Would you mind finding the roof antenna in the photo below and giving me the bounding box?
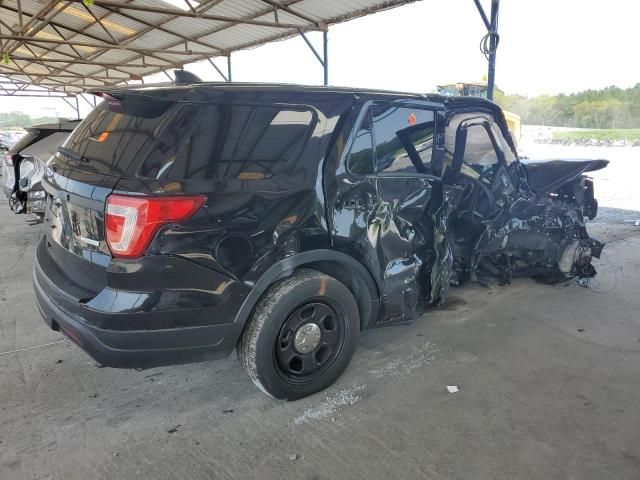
[173,69,202,83]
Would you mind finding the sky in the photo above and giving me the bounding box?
[1,0,639,118]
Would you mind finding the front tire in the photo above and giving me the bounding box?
[238,269,359,400]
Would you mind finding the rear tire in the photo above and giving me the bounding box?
[238,269,359,400]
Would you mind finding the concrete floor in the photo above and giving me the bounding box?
[1,200,639,480]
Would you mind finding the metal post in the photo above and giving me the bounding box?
[323,31,328,86]
[75,95,80,119]
[227,54,232,82]
[299,29,328,86]
[207,57,228,81]
[486,0,499,100]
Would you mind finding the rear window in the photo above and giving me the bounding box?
[61,95,174,177]
[162,104,314,181]
[9,131,42,154]
[61,97,315,180]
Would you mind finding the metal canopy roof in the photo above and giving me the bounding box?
[0,0,417,97]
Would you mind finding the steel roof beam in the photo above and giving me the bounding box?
[206,58,228,82]
[9,55,172,69]
[0,5,118,46]
[67,1,225,81]
[28,0,178,86]
[18,0,307,85]
[0,0,412,92]
[0,80,83,89]
[5,0,70,55]
[5,53,139,83]
[0,93,73,97]
[97,6,222,52]
[81,2,121,46]
[88,0,308,81]
[259,0,322,26]
[0,70,122,81]
[68,0,324,30]
[0,35,223,56]
[98,3,224,53]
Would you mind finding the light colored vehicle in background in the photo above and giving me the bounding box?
[3,120,80,220]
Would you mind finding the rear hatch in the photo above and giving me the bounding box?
[3,130,39,194]
[42,92,180,295]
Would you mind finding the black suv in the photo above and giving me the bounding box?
[34,83,606,400]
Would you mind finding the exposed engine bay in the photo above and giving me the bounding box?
[439,111,606,296]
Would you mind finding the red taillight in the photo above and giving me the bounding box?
[105,194,205,258]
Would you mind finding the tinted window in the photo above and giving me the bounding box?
[371,105,434,174]
[166,105,314,180]
[464,124,499,166]
[347,109,374,175]
[61,96,174,177]
[9,131,40,154]
[138,104,199,179]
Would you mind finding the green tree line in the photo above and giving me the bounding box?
[0,112,60,128]
[494,83,640,129]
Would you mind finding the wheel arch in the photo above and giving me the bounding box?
[234,250,381,333]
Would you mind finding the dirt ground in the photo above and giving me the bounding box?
[1,197,639,479]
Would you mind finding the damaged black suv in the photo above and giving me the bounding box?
[34,82,607,400]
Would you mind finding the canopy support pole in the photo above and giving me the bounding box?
[207,57,228,82]
[61,96,80,119]
[474,0,500,100]
[323,31,328,86]
[299,29,328,85]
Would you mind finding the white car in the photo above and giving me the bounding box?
[3,120,80,218]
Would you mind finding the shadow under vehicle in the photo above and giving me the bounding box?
[33,80,607,400]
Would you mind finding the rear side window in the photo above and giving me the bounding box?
[165,105,315,181]
[371,105,435,174]
[61,97,314,180]
[347,104,435,175]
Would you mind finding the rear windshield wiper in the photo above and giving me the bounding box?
[57,147,87,163]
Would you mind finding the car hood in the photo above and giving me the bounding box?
[521,158,609,193]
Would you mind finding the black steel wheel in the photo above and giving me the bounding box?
[238,270,359,400]
[275,301,346,384]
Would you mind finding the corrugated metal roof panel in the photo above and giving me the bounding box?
[0,0,418,95]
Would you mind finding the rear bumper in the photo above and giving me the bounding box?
[33,239,247,369]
